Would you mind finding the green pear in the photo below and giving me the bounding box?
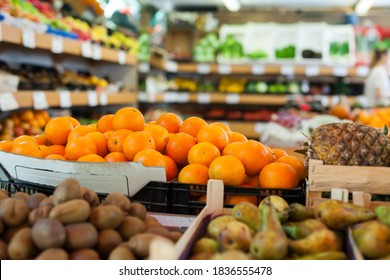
[293,251,347,260]
[191,237,218,255]
[287,203,316,221]
[374,205,390,226]
[217,221,252,252]
[283,219,327,240]
[212,249,250,260]
[207,215,236,239]
[231,202,261,231]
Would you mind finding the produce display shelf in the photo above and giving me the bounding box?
[0,91,137,111]
[0,23,137,66]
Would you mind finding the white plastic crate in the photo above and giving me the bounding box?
[272,23,299,63]
[296,22,327,64]
[324,24,356,66]
[218,24,247,64]
[243,22,275,63]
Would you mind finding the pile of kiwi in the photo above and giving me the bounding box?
[0,178,182,260]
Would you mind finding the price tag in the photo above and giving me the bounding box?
[176,93,189,103]
[81,41,92,58]
[218,64,232,75]
[0,93,19,111]
[321,96,329,107]
[305,66,320,77]
[32,91,49,110]
[59,90,71,108]
[99,91,108,106]
[251,64,265,75]
[118,50,126,65]
[225,94,240,104]
[51,36,63,54]
[357,66,369,77]
[138,92,148,102]
[280,65,295,76]
[92,44,102,60]
[333,66,348,77]
[196,64,211,74]
[163,92,178,103]
[165,61,178,72]
[138,62,150,73]
[87,90,98,107]
[254,122,266,134]
[22,29,35,49]
[197,93,211,104]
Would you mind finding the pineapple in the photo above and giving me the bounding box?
[308,122,390,166]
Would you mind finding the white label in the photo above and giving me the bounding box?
[138,91,148,102]
[59,90,71,108]
[87,90,98,106]
[163,92,178,103]
[22,29,35,49]
[81,41,92,58]
[197,64,211,74]
[99,91,108,106]
[305,66,320,77]
[333,66,348,77]
[197,93,211,104]
[139,62,150,73]
[51,36,63,54]
[280,65,295,76]
[176,93,189,103]
[118,50,126,65]
[225,94,240,104]
[357,66,369,77]
[321,96,329,107]
[165,61,178,72]
[92,44,102,60]
[218,64,232,75]
[251,64,265,75]
[0,93,19,111]
[32,91,49,110]
[254,122,266,134]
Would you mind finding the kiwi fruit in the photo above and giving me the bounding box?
[28,206,52,225]
[7,227,38,260]
[117,216,146,240]
[103,192,131,212]
[53,178,81,205]
[97,229,123,258]
[169,231,183,243]
[0,239,8,260]
[79,186,100,208]
[108,245,136,260]
[36,248,69,260]
[27,193,48,210]
[49,199,90,224]
[65,222,98,250]
[69,249,100,260]
[0,198,30,227]
[129,203,147,220]
[144,215,162,229]
[12,192,30,202]
[39,196,54,207]
[145,227,171,239]
[128,232,159,259]
[31,218,66,250]
[89,205,124,230]
[0,190,9,200]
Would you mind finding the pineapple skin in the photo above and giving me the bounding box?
[309,122,390,167]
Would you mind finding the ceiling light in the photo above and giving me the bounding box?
[222,0,241,12]
[355,0,377,16]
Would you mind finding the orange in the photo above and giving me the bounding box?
[67,125,94,142]
[65,136,97,161]
[198,194,207,202]
[0,140,13,152]
[222,142,242,156]
[85,131,109,157]
[45,154,66,160]
[88,123,97,130]
[209,122,232,134]
[11,141,43,158]
[107,129,133,153]
[20,110,34,121]
[143,124,169,153]
[104,152,128,162]
[178,163,209,185]
[156,112,183,134]
[48,144,65,156]
[265,146,276,164]
[208,155,245,186]
[44,117,74,145]
[163,155,179,181]
[123,131,156,161]
[134,149,166,169]
[34,134,47,145]
[228,131,248,143]
[39,145,52,158]
[197,124,228,151]
[276,155,306,182]
[165,133,197,166]
[179,116,208,138]
[272,148,288,160]
[112,107,144,131]
[259,162,299,189]
[103,130,114,139]
[77,154,106,162]
[244,175,260,187]
[147,121,157,125]
[13,135,39,144]
[225,195,257,205]
[64,116,80,128]
[96,114,114,133]
[188,142,221,167]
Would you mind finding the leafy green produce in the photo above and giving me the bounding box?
[275,45,296,59]
[246,50,268,60]
[219,35,244,60]
[329,42,349,56]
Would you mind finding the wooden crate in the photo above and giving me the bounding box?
[307,159,390,209]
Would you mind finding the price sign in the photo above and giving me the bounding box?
[0,93,19,111]
[305,66,320,77]
[22,29,35,49]
[118,50,126,65]
[163,92,178,103]
[197,93,211,104]
[32,91,49,110]
[251,64,265,75]
[254,122,266,134]
[51,36,63,54]
[357,66,369,77]
[87,90,98,107]
[333,66,348,77]
[138,92,148,102]
[92,44,102,60]
[176,93,189,103]
[280,65,295,76]
[59,90,71,108]
[225,94,240,104]
[218,64,232,75]
[165,61,178,72]
[196,64,211,74]
[138,62,150,73]
[81,41,92,58]
[99,91,108,106]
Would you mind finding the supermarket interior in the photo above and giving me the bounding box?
[0,0,390,262]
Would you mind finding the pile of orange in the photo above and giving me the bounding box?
[0,107,306,205]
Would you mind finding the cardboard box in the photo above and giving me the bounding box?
[0,151,166,196]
